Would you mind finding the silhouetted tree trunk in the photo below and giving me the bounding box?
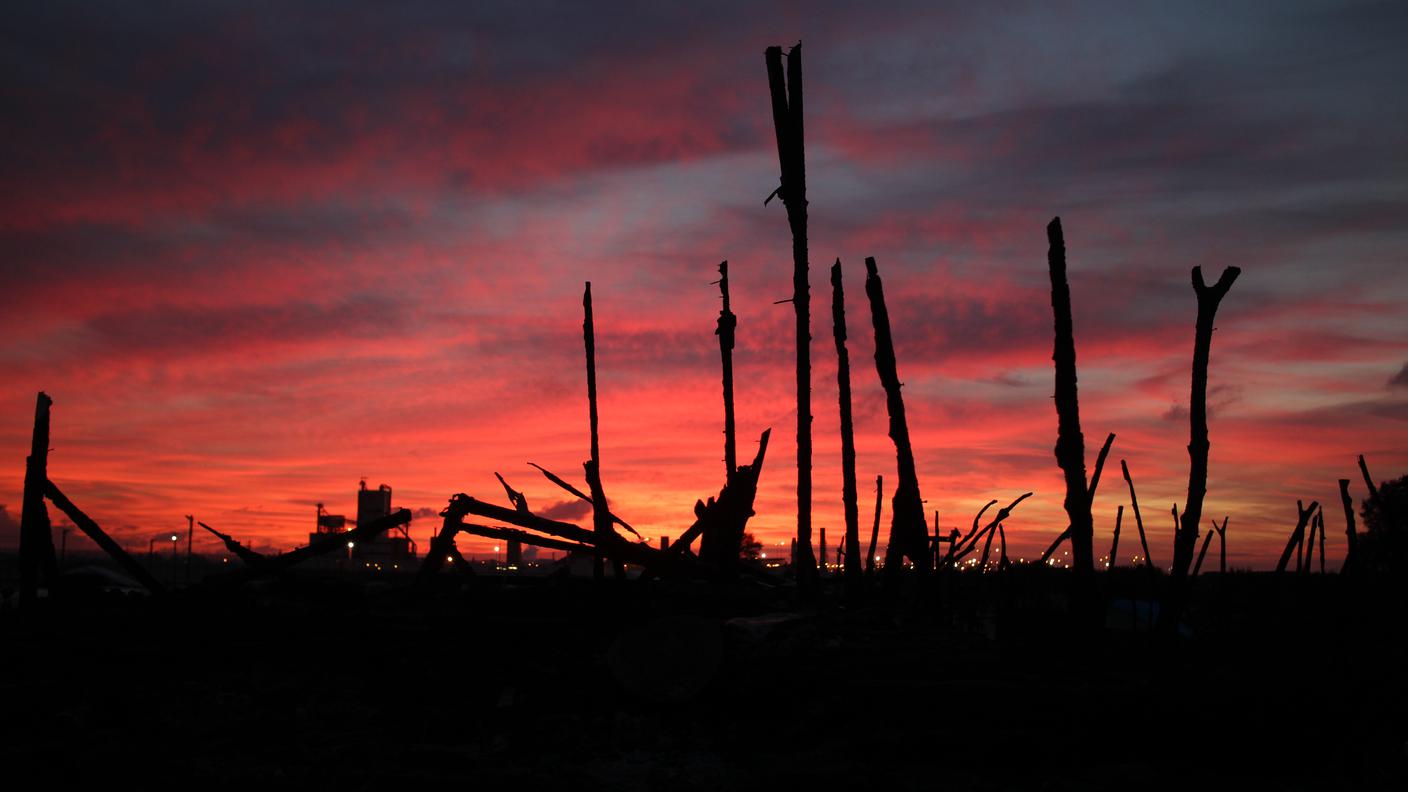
[1046,218,1095,615]
[952,494,1033,565]
[1339,479,1357,574]
[1108,505,1124,570]
[18,392,57,605]
[765,43,816,588]
[670,429,772,575]
[1212,516,1228,575]
[44,480,165,594]
[1275,500,1318,575]
[864,256,930,577]
[1121,460,1155,569]
[866,475,882,575]
[819,525,827,576]
[1162,264,1240,632]
[582,282,614,580]
[948,500,996,568]
[716,260,738,476]
[1039,432,1114,563]
[831,259,862,588]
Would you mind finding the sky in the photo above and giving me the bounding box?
[3,0,1407,569]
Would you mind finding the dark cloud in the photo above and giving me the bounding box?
[537,499,592,522]
[1389,363,1408,388]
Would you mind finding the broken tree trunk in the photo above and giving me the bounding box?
[1339,479,1357,575]
[765,42,816,588]
[1039,432,1115,561]
[582,282,617,580]
[672,429,772,575]
[415,504,466,583]
[198,521,268,568]
[1046,218,1095,615]
[865,256,929,577]
[1216,517,1227,575]
[495,472,526,567]
[819,526,827,575]
[19,392,58,604]
[1275,500,1318,575]
[866,475,882,575]
[1108,505,1124,570]
[717,260,738,476]
[1121,460,1155,569]
[831,259,862,587]
[44,479,165,594]
[1162,264,1240,633]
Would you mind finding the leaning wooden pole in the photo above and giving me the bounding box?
[45,480,165,594]
[866,474,882,575]
[1162,264,1240,631]
[1275,500,1318,575]
[1046,218,1094,613]
[716,261,738,476]
[865,256,930,576]
[583,282,611,581]
[765,42,816,587]
[1108,505,1124,570]
[18,391,58,605]
[1121,460,1155,569]
[1338,479,1357,574]
[832,260,862,586]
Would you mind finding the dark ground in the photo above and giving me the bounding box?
[2,566,1405,790]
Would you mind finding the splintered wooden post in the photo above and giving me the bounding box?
[1122,460,1155,569]
[819,525,827,575]
[1046,218,1095,609]
[19,392,59,605]
[765,43,816,587]
[1216,517,1228,574]
[864,256,930,576]
[1301,508,1320,575]
[1038,432,1114,561]
[45,480,165,594]
[1339,479,1357,574]
[495,472,528,567]
[1163,263,1240,632]
[716,261,738,475]
[583,282,608,580]
[1312,504,1323,572]
[831,260,862,585]
[1275,500,1318,575]
[1108,505,1124,571]
[1192,522,1215,578]
[867,474,882,575]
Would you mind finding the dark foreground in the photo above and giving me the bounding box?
[3,569,1405,790]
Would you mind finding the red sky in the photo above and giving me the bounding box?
[3,1,1407,568]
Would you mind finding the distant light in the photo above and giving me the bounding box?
[447,556,453,562]
[171,534,179,541]
[761,552,767,559]
[347,541,355,548]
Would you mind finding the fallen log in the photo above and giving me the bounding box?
[44,479,165,594]
[454,496,596,545]
[259,508,412,575]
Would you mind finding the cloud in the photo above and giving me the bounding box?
[1389,363,1408,388]
[537,499,592,522]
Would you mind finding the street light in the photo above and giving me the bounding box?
[494,545,501,570]
[170,534,179,561]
